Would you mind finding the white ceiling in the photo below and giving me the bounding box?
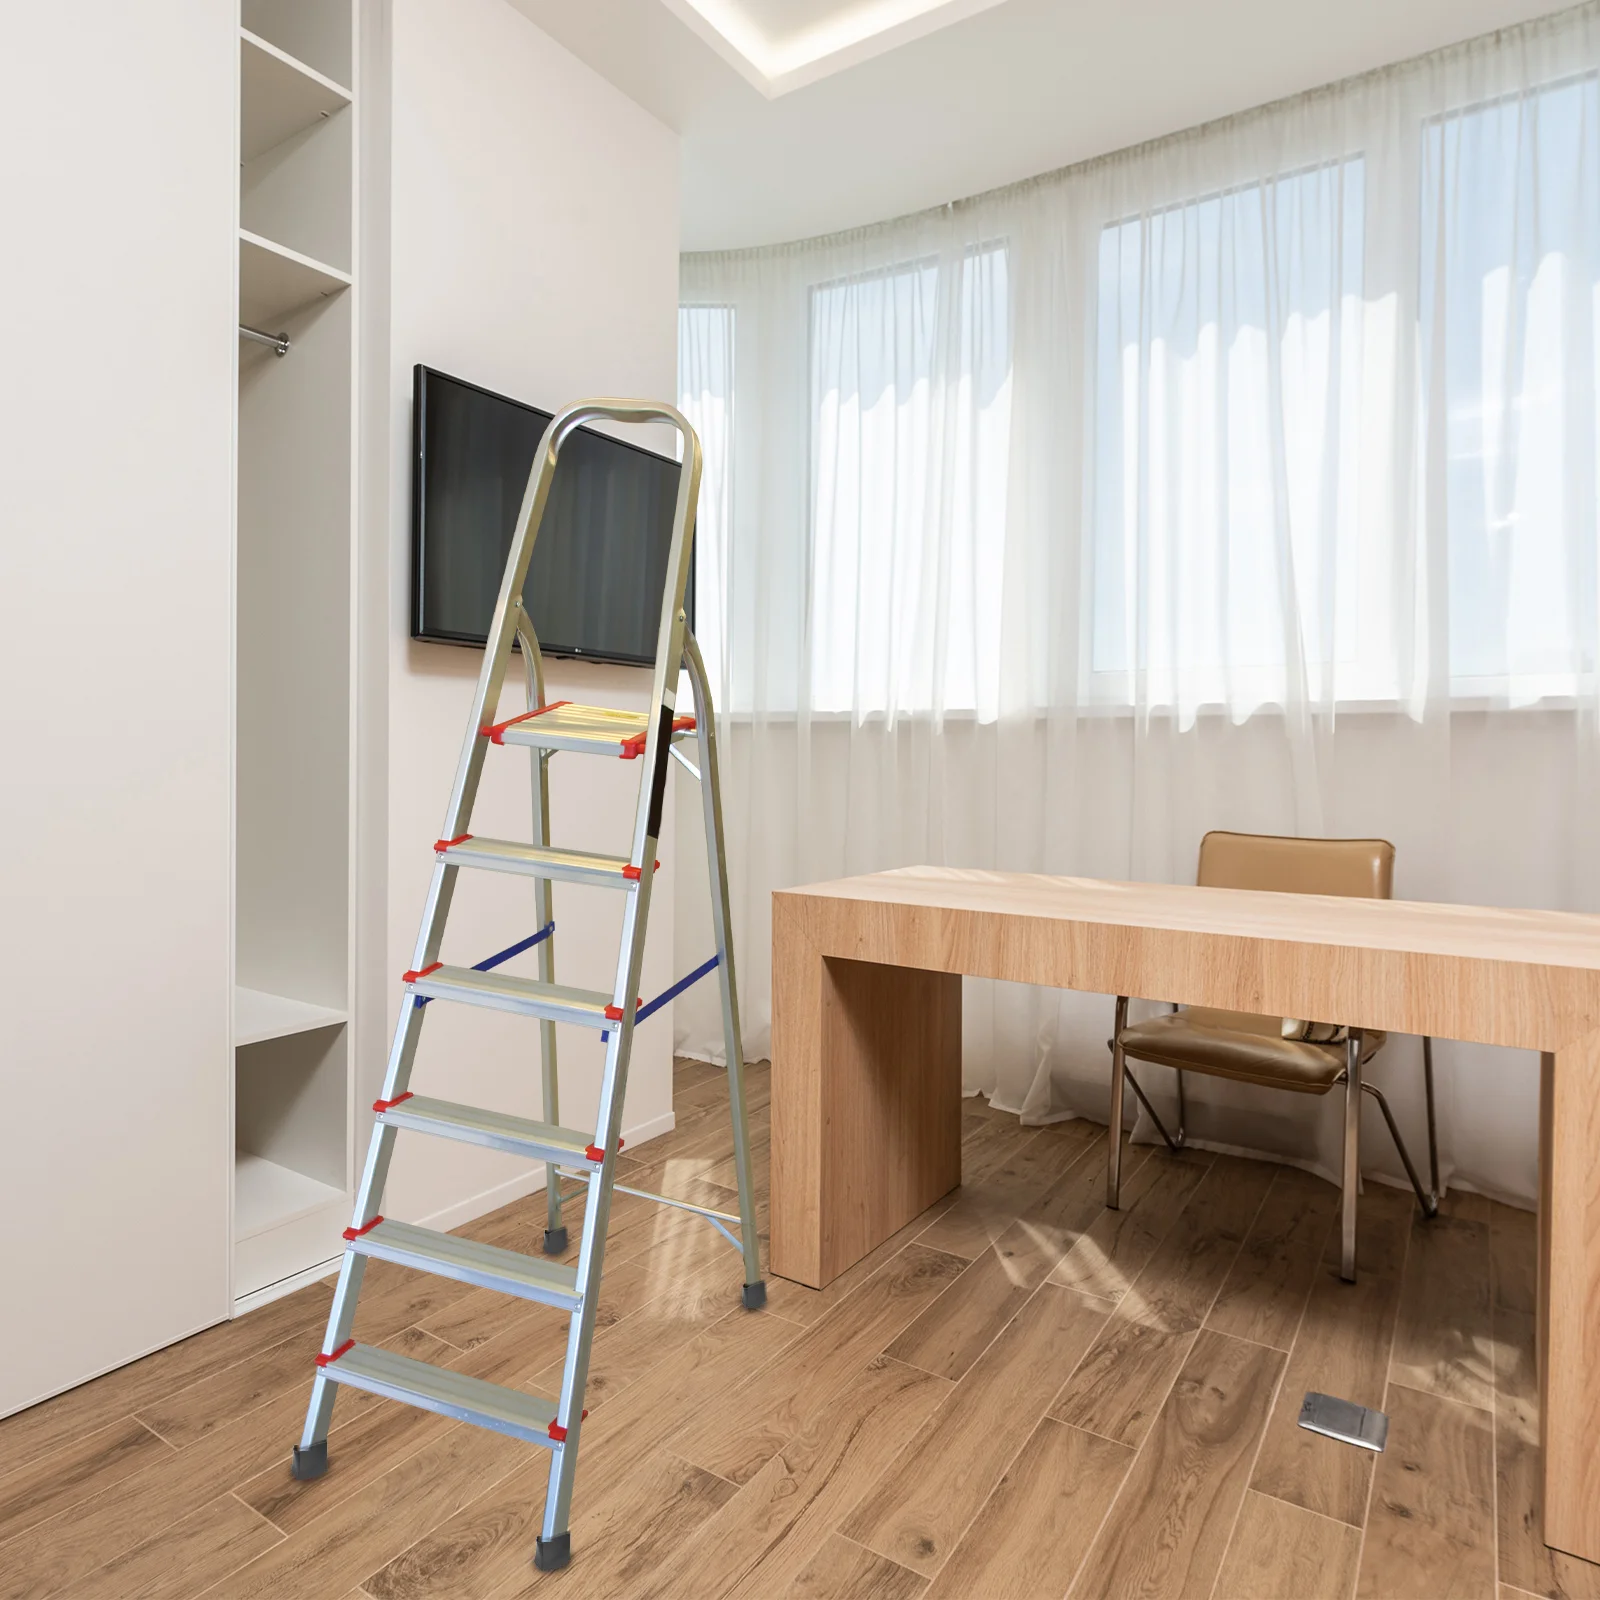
[510,0,1571,251]
[655,0,1010,95]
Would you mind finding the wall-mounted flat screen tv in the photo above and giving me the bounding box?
[411,365,689,665]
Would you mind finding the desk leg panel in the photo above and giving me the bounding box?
[771,936,961,1288]
[1541,1032,1600,1562]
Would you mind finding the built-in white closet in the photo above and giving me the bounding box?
[234,0,358,1308]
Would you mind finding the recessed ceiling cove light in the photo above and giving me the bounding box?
[658,0,1011,97]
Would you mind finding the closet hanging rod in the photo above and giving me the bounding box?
[239,323,290,357]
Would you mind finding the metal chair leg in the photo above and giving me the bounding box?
[1174,1068,1187,1148]
[1360,1081,1440,1219]
[1107,996,1128,1208]
[1123,1067,1183,1155]
[1422,1035,1441,1205]
[1341,1030,1363,1282]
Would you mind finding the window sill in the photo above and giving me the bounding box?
[700,695,1586,726]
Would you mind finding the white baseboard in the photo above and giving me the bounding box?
[5,1304,237,1421]
[623,1109,679,1148]
[413,1109,677,1233]
[232,1255,343,1316]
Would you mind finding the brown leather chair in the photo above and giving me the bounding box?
[1107,831,1439,1281]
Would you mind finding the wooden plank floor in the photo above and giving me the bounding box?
[2,1058,1594,1600]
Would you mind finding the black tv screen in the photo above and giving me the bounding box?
[411,366,688,665]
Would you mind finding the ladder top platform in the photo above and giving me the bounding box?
[482,700,697,758]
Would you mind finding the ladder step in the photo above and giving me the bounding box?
[317,1343,561,1448]
[484,700,696,759]
[437,835,637,889]
[409,965,614,1027]
[377,1093,598,1167]
[345,1219,582,1311]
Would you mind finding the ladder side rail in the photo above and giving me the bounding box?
[567,401,701,1217]
[587,867,657,1206]
[540,405,699,1552]
[296,960,434,1469]
[567,402,700,1333]
[681,627,763,1297]
[619,403,702,871]
[311,847,454,1372]
[404,851,463,981]
[296,1252,366,1466]
[514,601,565,1251]
[542,863,659,1548]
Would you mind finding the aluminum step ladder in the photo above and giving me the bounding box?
[289,399,762,1573]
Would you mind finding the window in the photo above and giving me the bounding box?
[1423,73,1600,699]
[806,244,1011,716]
[1090,158,1372,714]
[682,59,1600,723]
[678,303,735,692]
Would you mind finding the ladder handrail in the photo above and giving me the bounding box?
[432,399,703,873]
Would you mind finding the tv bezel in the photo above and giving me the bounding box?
[410,364,691,667]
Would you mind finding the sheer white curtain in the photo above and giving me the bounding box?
[676,4,1600,1206]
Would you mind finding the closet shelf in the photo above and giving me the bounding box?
[240,29,352,163]
[235,1152,345,1241]
[235,985,346,1047]
[239,229,350,327]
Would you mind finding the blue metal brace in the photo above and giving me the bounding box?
[602,952,721,1040]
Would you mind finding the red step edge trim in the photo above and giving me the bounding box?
[342,1215,384,1241]
[602,999,640,1021]
[547,1409,588,1442]
[618,715,696,759]
[620,859,661,881]
[583,1138,623,1162]
[402,961,443,984]
[373,1091,413,1113]
[316,1338,355,1368]
[433,832,472,852]
[480,700,571,745]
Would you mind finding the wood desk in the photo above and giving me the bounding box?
[769,866,1600,1562]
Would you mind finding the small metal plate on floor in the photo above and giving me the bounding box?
[1298,1391,1388,1452]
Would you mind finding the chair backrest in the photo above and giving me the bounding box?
[1183,832,1395,1039]
[1197,830,1394,901]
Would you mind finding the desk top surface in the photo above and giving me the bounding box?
[780,866,1600,972]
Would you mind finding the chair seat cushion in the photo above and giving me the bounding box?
[1118,1010,1386,1093]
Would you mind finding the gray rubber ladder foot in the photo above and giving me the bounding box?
[291,1441,328,1481]
[535,1532,572,1571]
[742,1280,767,1310]
[542,1226,568,1256]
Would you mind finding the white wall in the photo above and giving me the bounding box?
[0,4,236,1410]
[383,0,681,1227]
